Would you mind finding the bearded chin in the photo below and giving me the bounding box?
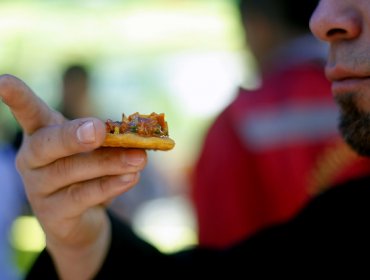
[336,93,370,157]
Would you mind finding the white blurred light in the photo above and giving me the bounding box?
[163,51,245,117]
[132,196,197,253]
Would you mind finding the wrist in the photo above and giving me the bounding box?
[45,212,112,280]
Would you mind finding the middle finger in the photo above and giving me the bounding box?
[26,148,147,196]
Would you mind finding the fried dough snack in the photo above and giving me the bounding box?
[102,112,175,151]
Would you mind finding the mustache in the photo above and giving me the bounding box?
[327,45,370,74]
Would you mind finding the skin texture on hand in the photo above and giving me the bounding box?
[0,74,147,279]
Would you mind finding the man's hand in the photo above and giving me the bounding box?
[0,74,147,279]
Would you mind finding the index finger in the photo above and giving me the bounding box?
[0,74,64,134]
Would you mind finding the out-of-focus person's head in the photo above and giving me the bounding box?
[237,0,319,32]
[236,0,320,70]
[61,64,91,119]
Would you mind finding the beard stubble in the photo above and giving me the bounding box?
[336,92,370,157]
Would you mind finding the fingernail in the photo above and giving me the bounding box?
[124,153,145,166]
[119,173,137,184]
[77,121,96,144]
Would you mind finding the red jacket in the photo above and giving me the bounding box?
[191,60,370,248]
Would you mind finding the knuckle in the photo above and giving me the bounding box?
[97,177,108,197]
[61,123,76,150]
[26,170,50,197]
[28,132,50,163]
[51,110,65,124]
[96,149,129,173]
[16,137,34,171]
[67,184,85,205]
[68,179,107,206]
[97,150,113,168]
[15,152,24,173]
[53,158,72,178]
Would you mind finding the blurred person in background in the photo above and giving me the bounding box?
[191,0,370,248]
[0,109,26,279]
[59,63,170,223]
[59,64,93,120]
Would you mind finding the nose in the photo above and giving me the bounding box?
[309,1,361,42]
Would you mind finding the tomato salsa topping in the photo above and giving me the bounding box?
[105,112,170,137]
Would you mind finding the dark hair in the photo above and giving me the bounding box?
[63,64,88,81]
[237,0,319,32]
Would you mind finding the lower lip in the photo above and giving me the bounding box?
[331,78,370,95]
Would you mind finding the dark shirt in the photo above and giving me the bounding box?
[26,175,370,278]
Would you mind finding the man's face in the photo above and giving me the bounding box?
[310,0,370,156]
